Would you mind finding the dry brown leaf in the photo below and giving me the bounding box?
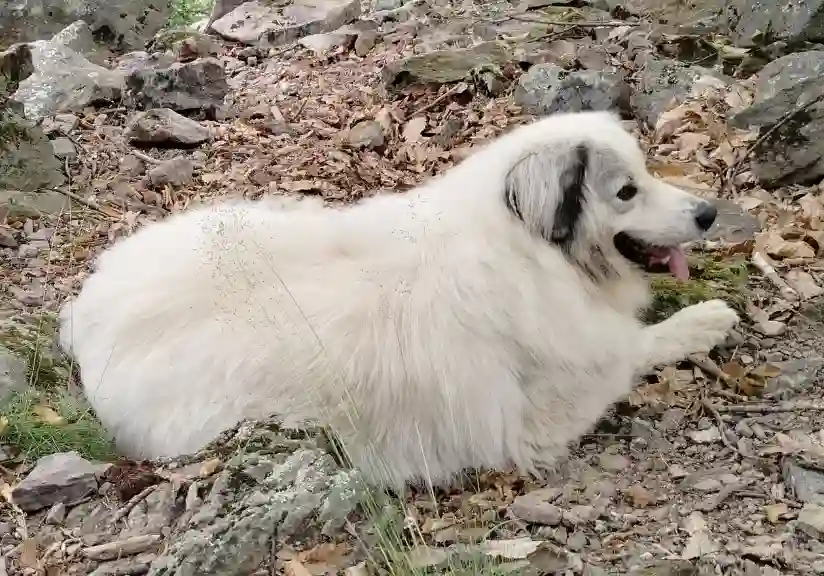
[765,503,789,524]
[721,361,748,379]
[33,405,65,426]
[19,538,39,569]
[198,458,221,478]
[284,559,313,576]
[403,117,427,143]
[626,484,653,508]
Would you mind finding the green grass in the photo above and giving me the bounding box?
[0,313,116,464]
[646,252,749,323]
[168,0,213,28]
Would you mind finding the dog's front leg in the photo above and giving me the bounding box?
[640,299,739,371]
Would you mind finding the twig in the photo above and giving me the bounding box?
[689,354,733,385]
[751,251,799,302]
[407,83,466,119]
[127,148,162,165]
[47,187,115,217]
[111,484,158,525]
[701,398,740,454]
[507,13,638,27]
[712,401,824,414]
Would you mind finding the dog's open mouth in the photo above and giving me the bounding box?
[613,232,690,280]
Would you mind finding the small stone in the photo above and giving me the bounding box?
[511,495,562,526]
[626,484,653,508]
[148,157,194,187]
[126,108,211,147]
[51,137,77,161]
[669,464,688,479]
[598,453,629,471]
[735,420,754,438]
[12,452,108,512]
[45,502,67,525]
[692,478,723,492]
[119,155,145,177]
[354,31,377,56]
[0,227,18,248]
[659,408,686,431]
[347,120,384,149]
[0,346,28,404]
[689,427,721,444]
[567,531,587,551]
[798,503,824,538]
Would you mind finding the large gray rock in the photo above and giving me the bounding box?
[126,109,212,148]
[383,41,514,89]
[732,0,824,47]
[0,0,172,51]
[730,51,824,185]
[11,452,108,512]
[514,64,631,117]
[211,0,361,47]
[50,20,96,55]
[630,59,710,128]
[13,40,125,121]
[126,58,229,118]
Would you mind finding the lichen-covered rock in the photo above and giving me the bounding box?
[729,50,824,185]
[126,58,229,118]
[211,0,361,47]
[13,40,125,121]
[514,64,631,117]
[732,0,824,47]
[0,0,172,51]
[12,452,109,512]
[383,42,514,89]
[630,59,711,128]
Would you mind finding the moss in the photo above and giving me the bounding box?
[646,253,749,323]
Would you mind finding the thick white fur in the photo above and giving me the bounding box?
[59,112,738,489]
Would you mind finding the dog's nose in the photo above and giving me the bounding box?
[694,202,717,232]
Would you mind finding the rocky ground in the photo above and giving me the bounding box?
[5,0,824,574]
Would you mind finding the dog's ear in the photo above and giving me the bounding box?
[504,144,589,251]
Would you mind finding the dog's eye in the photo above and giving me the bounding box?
[617,184,638,201]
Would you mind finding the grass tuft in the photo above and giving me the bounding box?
[0,313,116,464]
[646,252,749,323]
[167,0,213,28]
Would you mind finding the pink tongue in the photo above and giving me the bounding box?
[666,247,690,281]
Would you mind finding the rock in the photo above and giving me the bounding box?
[115,51,178,76]
[704,198,761,243]
[299,30,358,55]
[13,40,125,121]
[173,35,222,62]
[733,0,824,47]
[688,427,721,444]
[383,42,514,89]
[149,157,195,187]
[631,59,713,128]
[798,503,824,538]
[511,494,563,525]
[783,457,824,503]
[598,452,630,472]
[41,113,80,135]
[206,0,248,31]
[0,189,71,219]
[0,226,17,248]
[126,58,229,118]
[354,31,378,56]
[126,109,212,148]
[11,452,107,512]
[51,137,77,161]
[347,120,384,149]
[211,0,361,47]
[50,20,95,55]
[0,0,173,51]
[45,502,67,525]
[730,51,824,186]
[0,346,27,403]
[0,114,65,192]
[514,64,631,117]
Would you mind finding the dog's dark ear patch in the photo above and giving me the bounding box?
[504,179,523,221]
[550,145,588,250]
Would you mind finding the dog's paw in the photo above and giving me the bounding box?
[668,299,739,353]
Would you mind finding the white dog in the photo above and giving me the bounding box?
[59,111,738,489]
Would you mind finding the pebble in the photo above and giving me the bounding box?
[598,453,629,471]
[688,427,721,444]
[45,502,67,525]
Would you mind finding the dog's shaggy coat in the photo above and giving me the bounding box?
[59,112,739,488]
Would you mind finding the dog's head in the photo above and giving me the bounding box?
[502,112,716,281]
